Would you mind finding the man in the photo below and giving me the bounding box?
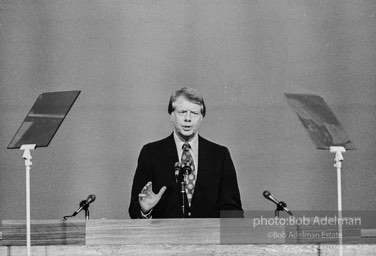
[129,87,243,218]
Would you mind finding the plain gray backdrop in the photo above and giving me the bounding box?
[0,0,375,222]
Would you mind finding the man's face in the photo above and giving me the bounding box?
[170,96,203,142]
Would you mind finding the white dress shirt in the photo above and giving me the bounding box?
[173,131,199,176]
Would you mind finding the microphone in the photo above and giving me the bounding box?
[181,161,192,175]
[174,162,181,177]
[72,194,96,216]
[174,162,183,183]
[175,162,186,217]
[263,190,293,216]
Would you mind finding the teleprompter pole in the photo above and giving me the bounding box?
[330,146,346,256]
[20,144,36,256]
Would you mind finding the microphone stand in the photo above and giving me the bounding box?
[79,200,91,220]
[180,179,186,218]
[176,170,187,218]
[175,163,191,218]
[84,205,90,220]
[275,201,288,218]
[63,200,92,220]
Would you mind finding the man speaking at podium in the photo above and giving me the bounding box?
[129,87,243,218]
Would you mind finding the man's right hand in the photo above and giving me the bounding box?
[138,181,166,213]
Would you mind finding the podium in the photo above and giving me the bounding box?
[1,219,375,256]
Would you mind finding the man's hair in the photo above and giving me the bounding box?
[168,87,206,117]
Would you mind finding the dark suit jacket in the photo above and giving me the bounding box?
[128,134,243,218]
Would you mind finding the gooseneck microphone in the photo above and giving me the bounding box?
[175,161,192,183]
[72,194,96,216]
[63,194,96,220]
[174,162,187,217]
[263,190,293,216]
[174,162,183,183]
[182,163,192,176]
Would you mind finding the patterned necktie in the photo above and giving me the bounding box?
[181,142,195,206]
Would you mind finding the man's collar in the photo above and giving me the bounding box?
[173,131,198,147]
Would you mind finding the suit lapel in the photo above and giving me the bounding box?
[158,134,182,196]
[159,133,179,179]
[190,136,211,208]
[164,133,179,163]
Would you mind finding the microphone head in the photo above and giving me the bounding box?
[263,190,271,198]
[181,160,192,174]
[174,162,181,177]
[87,194,96,204]
[183,165,192,174]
